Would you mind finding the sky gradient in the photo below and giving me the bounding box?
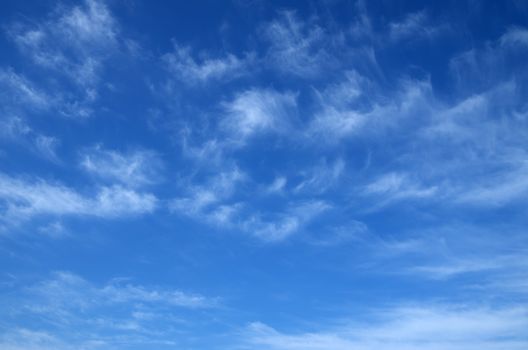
[1,1,528,349]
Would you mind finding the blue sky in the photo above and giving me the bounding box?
[1,0,528,349]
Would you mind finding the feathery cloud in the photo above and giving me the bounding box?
[80,146,163,188]
[163,43,253,84]
[221,88,298,143]
[242,305,528,350]
[0,173,157,223]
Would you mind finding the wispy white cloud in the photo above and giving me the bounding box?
[170,166,330,241]
[388,11,448,42]
[409,257,512,280]
[413,81,528,208]
[450,26,528,91]
[221,88,298,143]
[294,158,345,194]
[34,135,60,161]
[421,94,489,142]
[388,11,428,40]
[356,222,528,286]
[80,146,163,188]
[242,304,528,350]
[28,271,211,309]
[170,167,246,223]
[38,221,68,239]
[309,73,434,141]
[306,65,524,212]
[0,271,214,349]
[178,87,298,171]
[8,0,118,83]
[0,116,31,138]
[363,172,438,204]
[242,200,330,241]
[163,43,254,84]
[56,0,117,45]
[500,27,528,47]
[265,176,287,194]
[420,80,523,151]
[0,117,60,162]
[348,1,375,41]
[309,106,365,140]
[242,215,300,242]
[454,163,528,206]
[92,185,158,217]
[6,0,123,117]
[0,69,50,111]
[0,173,157,223]
[0,329,76,350]
[261,10,335,77]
